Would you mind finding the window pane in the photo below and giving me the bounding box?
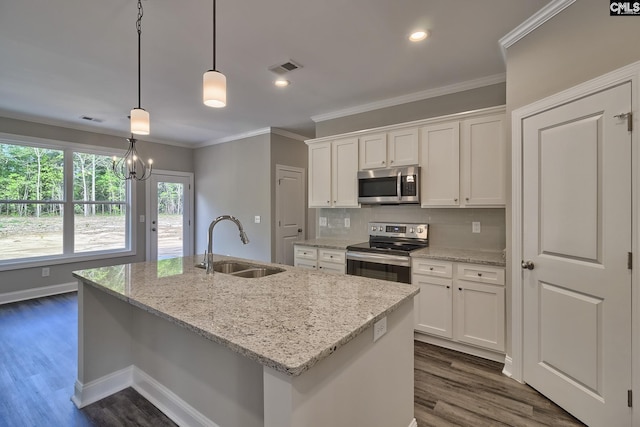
[73,153,125,203]
[0,204,63,260]
[74,204,126,253]
[0,143,64,202]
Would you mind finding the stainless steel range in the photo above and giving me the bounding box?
[346,222,429,284]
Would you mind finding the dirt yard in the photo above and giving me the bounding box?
[0,214,183,260]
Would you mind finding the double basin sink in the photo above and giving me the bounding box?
[196,260,285,278]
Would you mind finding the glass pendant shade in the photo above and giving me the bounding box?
[130,108,150,135]
[203,70,227,108]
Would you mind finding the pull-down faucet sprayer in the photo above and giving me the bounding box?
[205,215,250,274]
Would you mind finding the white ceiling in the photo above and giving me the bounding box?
[0,0,548,146]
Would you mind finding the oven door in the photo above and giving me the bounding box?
[346,251,411,284]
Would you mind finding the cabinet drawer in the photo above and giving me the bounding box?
[318,249,345,264]
[412,259,453,278]
[295,259,317,270]
[294,246,318,260]
[318,262,345,274]
[456,264,504,285]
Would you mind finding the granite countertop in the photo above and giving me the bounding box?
[411,247,506,267]
[294,238,363,250]
[73,255,417,377]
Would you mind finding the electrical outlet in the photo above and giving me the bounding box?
[472,221,481,233]
[344,217,350,228]
[139,215,145,223]
[373,317,387,342]
[319,217,327,227]
[42,267,50,277]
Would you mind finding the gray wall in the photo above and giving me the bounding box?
[0,117,194,296]
[269,133,312,258]
[315,83,506,137]
[194,134,272,262]
[504,0,640,356]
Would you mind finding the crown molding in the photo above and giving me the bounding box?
[499,0,576,60]
[310,73,506,123]
[271,128,309,142]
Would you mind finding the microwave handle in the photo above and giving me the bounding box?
[397,171,402,201]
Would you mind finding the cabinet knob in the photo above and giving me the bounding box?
[390,160,394,164]
[429,267,434,271]
[465,197,470,201]
[458,287,463,291]
[327,200,330,205]
[477,273,482,277]
[446,285,450,289]
[381,160,385,165]
[454,198,458,202]
[333,200,336,204]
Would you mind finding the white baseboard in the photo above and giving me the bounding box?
[132,368,219,427]
[72,365,217,427]
[502,354,513,378]
[0,281,77,305]
[408,418,418,427]
[414,332,506,363]
[72,366,133,408]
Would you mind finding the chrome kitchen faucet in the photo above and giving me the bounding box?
[205,215,250,274]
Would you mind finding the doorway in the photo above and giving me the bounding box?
[275,165,306,265]
[511,64,639,426]
[146,171,194,261]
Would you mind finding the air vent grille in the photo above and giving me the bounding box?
[268,59,302,75]
[80,115,104,123]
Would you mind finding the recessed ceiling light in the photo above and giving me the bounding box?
[409,30,429,42]
[274,79,290,87]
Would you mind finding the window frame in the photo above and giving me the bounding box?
[0,133,136,271]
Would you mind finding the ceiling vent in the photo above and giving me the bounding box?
[80,115,104,123]
[268,59,302,75]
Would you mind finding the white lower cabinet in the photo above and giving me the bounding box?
[294,245,345,274]
[413,259,505,353]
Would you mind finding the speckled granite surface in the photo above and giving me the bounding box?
[411,247,506,267]
[295,239,363,250]
[73,255,417,377]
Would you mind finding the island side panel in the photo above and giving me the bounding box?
[264,300,415,427]
[74,282,134,407]
[131,306,264,427]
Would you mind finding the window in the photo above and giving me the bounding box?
[0,139,133,268]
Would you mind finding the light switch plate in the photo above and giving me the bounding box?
[319,217,327,227]
[139,215,145,223]
[254,216,261,223]
[344,218,350,228]
[472,221,481,233]
[373,317,387,342]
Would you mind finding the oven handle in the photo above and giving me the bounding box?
[346,251,410,267]
[397,171,402,202]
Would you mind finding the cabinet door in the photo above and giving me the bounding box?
[308,142,332,207]
[420,122,460,207]
[359,133,387,169]
[318,262,345,274]
[388,128,419,167]
[413,274,453,338]
[460,114,506,206]
[332,138,359,207]
[454,281,505,351]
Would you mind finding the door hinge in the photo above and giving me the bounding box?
[628,252,633,270]
[628,389,633,408]
[614,112,633,132]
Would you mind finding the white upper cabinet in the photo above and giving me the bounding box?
[460,114,506,206]
[308,137,359,208]
[358,133,387,169]
[420,122,460,207]
[359,129,419,170]
[420,113,506,208]
[388,128,419,167]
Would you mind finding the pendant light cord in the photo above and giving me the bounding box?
[212,0,216,71]
[136,0,143,109]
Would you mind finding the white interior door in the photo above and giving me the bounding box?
[147,171,193,261]
[276,165,305,265]
[522,83,632,426]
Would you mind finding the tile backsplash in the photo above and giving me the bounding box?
[316,206,505,251]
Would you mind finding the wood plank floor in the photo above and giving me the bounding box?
[0,293,584,426]
[414,341,585,426]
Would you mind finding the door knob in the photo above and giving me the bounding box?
[152,228,156,232]
[298,228,302,233]
[521,260,534,270]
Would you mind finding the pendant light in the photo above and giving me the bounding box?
[131,0,150,134]
[112,135,153,181]
[203,0,226,108]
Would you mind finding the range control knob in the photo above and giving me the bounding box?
[378,226,384,231]
[371,226,377,231]
[409,228,415,233]
[417,228,423,233]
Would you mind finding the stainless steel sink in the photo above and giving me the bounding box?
[195,261,284,278]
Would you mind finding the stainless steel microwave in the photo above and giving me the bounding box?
[357,166,420,205]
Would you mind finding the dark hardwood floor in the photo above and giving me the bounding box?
[0,293,584,426]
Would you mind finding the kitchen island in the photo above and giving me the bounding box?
[72,255,418,427]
